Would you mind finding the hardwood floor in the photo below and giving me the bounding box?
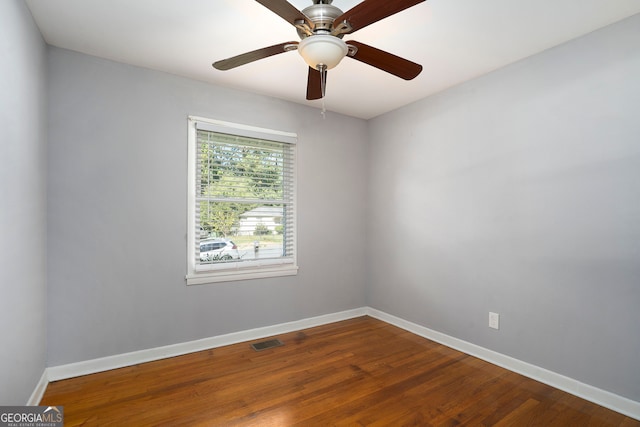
[41,316,639,426]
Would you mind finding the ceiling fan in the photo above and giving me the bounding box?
[212,0,425,100]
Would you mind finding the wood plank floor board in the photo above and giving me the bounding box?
[40,316,639,426]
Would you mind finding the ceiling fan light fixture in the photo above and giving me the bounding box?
[214,0,426,101]
[298,35,348,70]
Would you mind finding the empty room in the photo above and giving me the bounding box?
[1,0,639,425]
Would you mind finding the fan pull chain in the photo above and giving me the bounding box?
[319,64,327,119]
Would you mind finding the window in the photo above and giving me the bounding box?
[187,117,297,284]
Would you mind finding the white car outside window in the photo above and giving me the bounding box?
[199,239,240,262]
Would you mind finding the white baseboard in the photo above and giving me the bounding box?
[365,307,640,421]
[41,306,639,421]
[46,307,367,382]
[27,370,48,405]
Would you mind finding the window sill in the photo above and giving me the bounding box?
[186,264,298,285]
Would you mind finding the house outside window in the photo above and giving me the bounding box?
[186,117,297,284]
[238,206,283,236]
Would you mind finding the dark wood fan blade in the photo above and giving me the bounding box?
[213,42,298,70]
[255,0,312,28]
[347,41,422,80]
[306,67,326,100]
[333,0,425,34]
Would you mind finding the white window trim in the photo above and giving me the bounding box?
[186,116,298,285]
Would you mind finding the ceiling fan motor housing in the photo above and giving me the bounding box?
[298,2,345,38]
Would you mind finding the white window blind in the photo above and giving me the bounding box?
[187,117,297,284]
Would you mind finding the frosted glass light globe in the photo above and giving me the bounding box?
[298,35,348,70]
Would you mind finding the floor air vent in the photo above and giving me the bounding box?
[251,339,284,351]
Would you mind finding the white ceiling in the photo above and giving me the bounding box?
[25,0,640,119]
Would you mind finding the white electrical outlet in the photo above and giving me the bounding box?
[489,312,500,330]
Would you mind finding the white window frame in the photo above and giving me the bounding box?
[186,116,298,285]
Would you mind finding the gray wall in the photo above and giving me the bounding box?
[46,47,368,366]
[367,14,640,401]
[0,0,48,404]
